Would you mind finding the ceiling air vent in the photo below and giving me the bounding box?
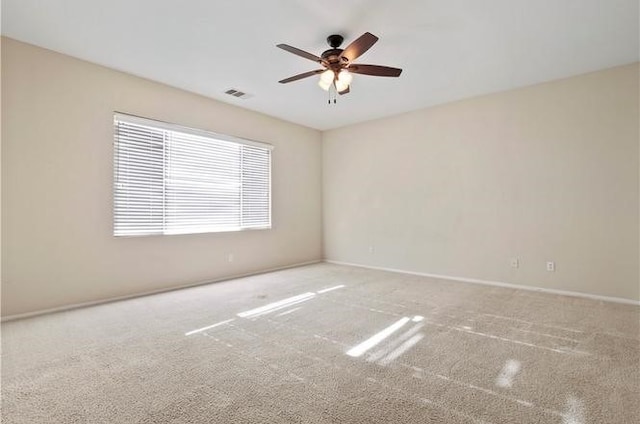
[224,88,253,99]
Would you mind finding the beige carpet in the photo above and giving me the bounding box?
[2,263,639,423]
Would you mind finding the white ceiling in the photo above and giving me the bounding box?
[2,0,638,130]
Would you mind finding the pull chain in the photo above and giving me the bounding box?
[327,83,337,104]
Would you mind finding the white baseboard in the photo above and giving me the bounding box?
[325,260,640,306]
[1,259,323,322]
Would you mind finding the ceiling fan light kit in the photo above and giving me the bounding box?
[277,32,402,103]
[318,69,334,90]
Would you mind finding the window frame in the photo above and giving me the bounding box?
[113,112,273,237]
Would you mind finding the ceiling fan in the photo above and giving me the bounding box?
[277,32,402,97]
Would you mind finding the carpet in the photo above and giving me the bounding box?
[2,263,639,423]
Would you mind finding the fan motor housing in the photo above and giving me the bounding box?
[321,48,345,65]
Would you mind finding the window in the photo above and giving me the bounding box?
[113,113,272,236]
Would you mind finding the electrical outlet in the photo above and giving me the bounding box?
[227,253,234,263]
[546,261,555,272]
[511,258,519,268]
[368,246,375,254]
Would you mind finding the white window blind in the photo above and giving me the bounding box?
[113,114,272,236]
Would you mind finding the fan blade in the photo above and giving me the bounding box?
[348,64,402,77]
[340,32,378,62]
[279,69,324,84]
[338,85,350,95]
[277,44,322,63]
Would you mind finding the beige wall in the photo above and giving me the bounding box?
[1,38,323,316]
[323,64,640,301]
[3,37,638,316]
